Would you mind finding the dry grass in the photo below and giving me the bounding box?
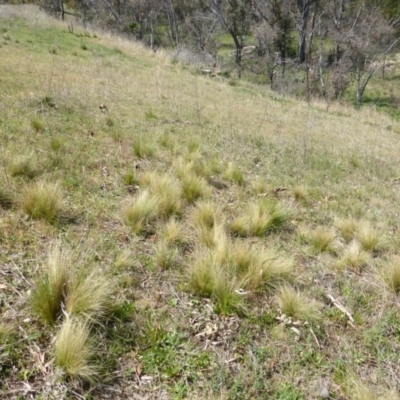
[7,152,37,179]
[335,218,358,242]
[122,190,159,233]
[308,226,339,253]
[155,240,179,270]
[55,318,98,382]
[233,244,294,291]
[230,199,288,237]
[292,185,307,201]
[65,269,113,320]
[355,222,383,252]
[31,243,113,325]
[31,243,71,325]
[159,218,187,247]
[141,172,183,218]
[180,173,212,204]
[276,285,321,322]
[223,162,244,185]
[22,181,62,222]
[337,241,370,271]
[379,256,400,294]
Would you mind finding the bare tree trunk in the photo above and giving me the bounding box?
[297,0,312,63]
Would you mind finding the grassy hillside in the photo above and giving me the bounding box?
[1,5,400,400]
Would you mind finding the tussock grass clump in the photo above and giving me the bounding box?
[159,218,187,247]
[236,246,294,291]
[276,285,321,322]
[250,177,269,195]
[140,172,182,218]
[22,181,62,222]
[155,240,179,270]
[223,162,244,185]
[180,173,211,204]
[31,244,70,325]
[122,191,159,233]
[380,256,400,294]
[189,234,293,313]
[355,222,383,252]
[190,201,221,230]
[123,170,139,186]
[50,136,63,152]
[189,248,242,315]
[8,152,37,179]
[31,243,113,325]
[133,138,155,159]
[292,185,307,201]
[335,218,358,241]
[308,226,339,253]
[230,199,288,237]
[337,241,370,271]
[55,318,98,382]
[30,118,45,132]
[65,269,113,320]
[114,249,135,270]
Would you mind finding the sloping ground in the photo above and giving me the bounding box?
[1,6,400,400]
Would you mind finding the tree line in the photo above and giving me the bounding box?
[20,0,400,107]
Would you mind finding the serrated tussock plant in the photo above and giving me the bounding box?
[336,241,370,271]
[122,190,159,233]
[8,152,38,179]
[230,199,288,237]
[140,172,182,218]
[22,181,62,222]
[159,218,187,247]
[309,226,339,254]
[223,162,244,185]
[180,173,211,204]
[335,218,358,242]
[155,240,179,270]
[355,221,383,252]
[55,318,98,382]
[31,243,114,325]
[380,256,400,294]
[276,285,321,322]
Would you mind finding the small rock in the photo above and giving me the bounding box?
[319,384,329,399]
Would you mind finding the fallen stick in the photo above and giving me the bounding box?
[327,294,355,327]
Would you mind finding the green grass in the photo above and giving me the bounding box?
[2,6,400,399]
